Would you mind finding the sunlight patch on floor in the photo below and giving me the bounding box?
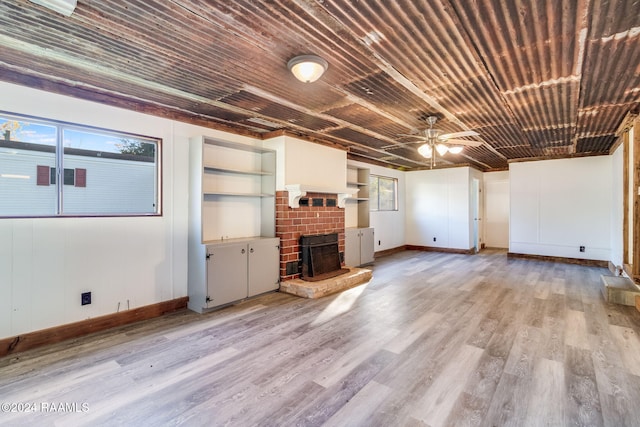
[310,282,369,326]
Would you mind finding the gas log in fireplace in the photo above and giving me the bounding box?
[299,233,349,281]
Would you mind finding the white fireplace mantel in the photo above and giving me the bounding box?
[284,184,358,208]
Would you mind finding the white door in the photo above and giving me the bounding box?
[484,179,509,248]
[472,178,480,252]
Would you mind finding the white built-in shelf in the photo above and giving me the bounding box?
[346,164,371,228]
[204,166,273,176]
[209,139,274,154]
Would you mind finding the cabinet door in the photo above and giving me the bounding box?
[344,227,361,267]
[360,227,375,265]
[248,238,280,296]
[206,242,248,308]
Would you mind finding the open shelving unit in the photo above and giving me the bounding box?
[188,136,279,313]
[346,165,370,228]
[345,164,374,267]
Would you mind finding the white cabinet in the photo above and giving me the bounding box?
[345,227,375,267]
[247,238,281,296]
[196,237,280,312]
[188,136,279,313]
[205,241,249,308]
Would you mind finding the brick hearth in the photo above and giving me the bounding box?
[276,190,345,281]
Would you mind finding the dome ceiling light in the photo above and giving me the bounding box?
[287,55,328,83]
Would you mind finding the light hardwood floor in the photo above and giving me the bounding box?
[2,249,640,426]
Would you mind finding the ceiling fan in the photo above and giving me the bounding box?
[399,116,482,168]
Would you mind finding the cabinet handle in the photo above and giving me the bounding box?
[241,248,246,254]
[250,248,254,253]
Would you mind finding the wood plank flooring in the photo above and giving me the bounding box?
[2,249,640,426]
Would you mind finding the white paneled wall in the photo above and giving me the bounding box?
[509,156,613,260]
[405,167,472,250]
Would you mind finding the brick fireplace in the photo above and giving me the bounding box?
[276,190,345,281]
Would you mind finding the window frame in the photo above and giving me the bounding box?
[370,174,398,212]
[0,111,162,218]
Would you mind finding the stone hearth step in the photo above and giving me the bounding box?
[280,267,373,299]
[601,275,640,306]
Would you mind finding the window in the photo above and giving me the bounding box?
[0,112,161,217]
[370,174,398,211]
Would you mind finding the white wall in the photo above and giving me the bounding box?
[347,160,406,252]
[483,171,510,248]
[509,156,612,260]
[405,167,473,250]
[0,81,262,339]
[263,135,347,191]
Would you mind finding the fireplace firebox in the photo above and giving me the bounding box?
[299,233,349,281]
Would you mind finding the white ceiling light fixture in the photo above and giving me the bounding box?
[435,143,449,156]
[29,0,77,16]
[417,144,432,158]
[287,55,328,83]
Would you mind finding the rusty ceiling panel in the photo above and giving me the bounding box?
[523,127,576,148]
[449,0,584,90]
[327,128,395,151]
[0,0,637,171]
[503,81,579,133]
[341,72,432,128]
[501,146,546,160]
[576,104,631,139]
[576,135,618,153]
[430,76,511,128]
[323,104,410,137]
[474,122,531,149]
[579,35,640,108]
[221,91,337,131]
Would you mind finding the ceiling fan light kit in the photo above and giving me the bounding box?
[400,116,481,168]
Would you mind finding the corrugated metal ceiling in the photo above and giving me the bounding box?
[0,0,638,170]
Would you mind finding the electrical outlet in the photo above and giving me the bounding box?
[579,246,585,253]
[81,292,91,305]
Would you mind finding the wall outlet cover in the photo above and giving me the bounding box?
[81,291,91,305]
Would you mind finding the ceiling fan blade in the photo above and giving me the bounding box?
[438,130,480,140]
[444,138,483,147]
[398,133,426,139]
